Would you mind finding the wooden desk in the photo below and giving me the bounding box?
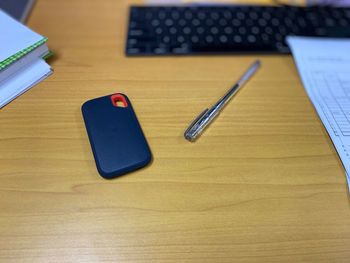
[1,0,350,262]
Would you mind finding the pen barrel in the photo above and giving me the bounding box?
[185,77,252,141]
[214,83,240,111]
[184,107,221,141]
[184,60,260,142]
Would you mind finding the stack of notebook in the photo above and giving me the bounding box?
[0,9,52,108]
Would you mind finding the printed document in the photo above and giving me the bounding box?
[287,36,350,190]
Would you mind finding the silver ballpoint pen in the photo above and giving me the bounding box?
[184,60,261,142]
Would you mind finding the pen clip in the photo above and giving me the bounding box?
[184,108,209,141]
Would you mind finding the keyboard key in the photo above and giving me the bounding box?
[165,19,174,26]
[205,35,214,43]
[191,35,199,43]
[233,35,242,43]
[210,27,219,34]
[183,27,191,34]
[232,19,241,27]
[247,35,256,43]
[197,27,205,34]
[224,27,233,34]
[219,35,228,43]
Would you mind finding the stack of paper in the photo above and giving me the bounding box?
[0,9,52,108]
[287,36,350,191]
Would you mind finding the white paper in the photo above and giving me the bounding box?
[287,36,350,190]
[0,59,52,108]
[0,10,44,62]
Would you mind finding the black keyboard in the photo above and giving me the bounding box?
[126,5,350,56]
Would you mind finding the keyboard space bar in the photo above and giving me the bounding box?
[190,44,277,53]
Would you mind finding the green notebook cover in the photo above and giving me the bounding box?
[0,37,48,70]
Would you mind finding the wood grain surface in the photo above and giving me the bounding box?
[0,0,350,262]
